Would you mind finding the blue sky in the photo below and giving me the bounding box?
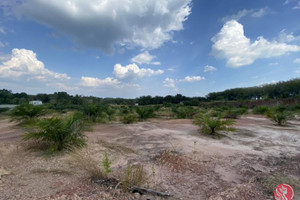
[0,0,300,98]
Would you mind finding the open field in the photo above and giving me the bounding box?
[0,115,299,200]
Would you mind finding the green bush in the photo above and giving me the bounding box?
[194,113,235,138]
[223,107,247,119]
[122,112,139,124]
[253,106,270,115]
[172,106,198,119]
[0,107,9,113]
[135,106,155,120]
[24,114,86,151]
[11,103,45,121]
[266,109,291,126]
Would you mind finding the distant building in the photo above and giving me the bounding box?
[29,100,43,105]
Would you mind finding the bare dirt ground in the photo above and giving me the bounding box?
[0,115,299,200]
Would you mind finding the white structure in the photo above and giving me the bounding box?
[29,100,43,105]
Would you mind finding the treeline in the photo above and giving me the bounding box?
[206,78,300,101]
[0,90,206,107]
[1,78,300,107]
[0,90,135,108]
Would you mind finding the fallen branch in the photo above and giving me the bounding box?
[131,186,173,197]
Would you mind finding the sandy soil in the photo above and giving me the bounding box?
[0,115,299,200]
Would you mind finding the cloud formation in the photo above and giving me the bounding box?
[204,65,217,72]
[0,48,70,80]
[212,20,300,67]
[294,58,300,64]
[113,63,163,81]
[13,0,192,53]
[81,76,120,87]
[131,51,160,65]
[222,7,270,22]
[181,76,205,82]
[163,78,176,88]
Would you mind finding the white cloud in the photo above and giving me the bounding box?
[204,65,217,72]
[0,48,70,80]
[12,0,192,53]
[167,67,175,71]
[181,76,205,82]
[163,78,176,88]
[251,8,269,18]
[113,63,163,80]
[212,20,300,67]
[222,7,269,22]
[131,51,160,65]
[81,76,120,87]
[294,58,300,64]
[0,27,5,34]
[293,1,300,9]
[269,62,279,66]
[278,29,300,43]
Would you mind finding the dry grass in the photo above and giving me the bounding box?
[69,150,105,180]
[30,168,72,176]
[261,174,300,194]
[120,164,148,191]
[96,139,136,154]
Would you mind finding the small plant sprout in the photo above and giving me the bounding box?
[102,150,113,176]
[152,164,156,178]
[193,141,197,154]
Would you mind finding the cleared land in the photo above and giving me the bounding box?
[0,115,299,200]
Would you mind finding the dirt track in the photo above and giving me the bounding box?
[0,115,299,200]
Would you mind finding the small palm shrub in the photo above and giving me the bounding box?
[194,114,235,138]
[135,106,155,120]
[172,106,198,119]
[106,106,116,121]
[102,151,113,176]
[24,114,86,151]
[224,107,247,119]
[266,109,290,126]
[253,106,270,115]
[11,103,45,121]
[122,112,139,124]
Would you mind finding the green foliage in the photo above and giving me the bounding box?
[194,113,235,137]
[266,109,290,126]
[207,78,300,101]
[135,106,155,120]
[24,114,86,151]
[122,112,139,124]
[0,107,9,113]
[102,151,113,176]
[172,105,198,119]
[253,106,271,115]
[11,103,45,121]
[223,107,247,119]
